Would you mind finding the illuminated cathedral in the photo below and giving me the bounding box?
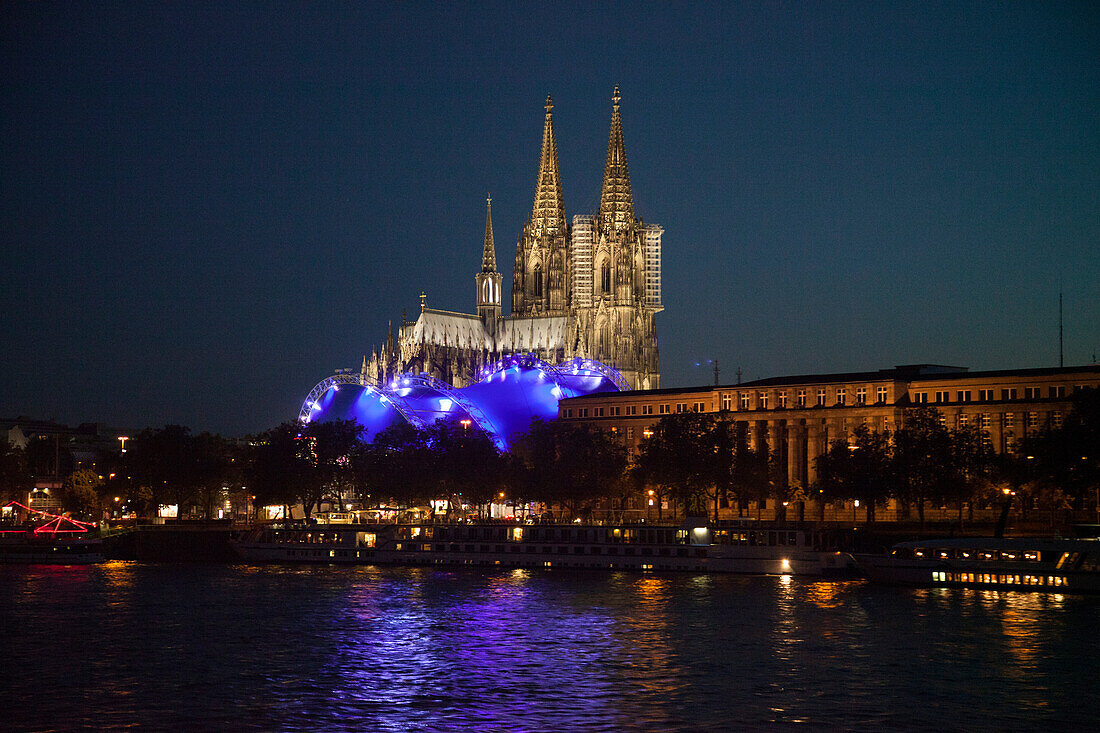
[365,88,664,390]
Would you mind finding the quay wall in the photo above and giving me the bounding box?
[105,525,237,562]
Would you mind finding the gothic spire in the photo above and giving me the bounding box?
[529,94,566,238]
[482,193,496,272]
[598,86,634,232]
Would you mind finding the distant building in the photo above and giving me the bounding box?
[366,88,663,390]
[1,417,128,509]
[560,363,1100,501]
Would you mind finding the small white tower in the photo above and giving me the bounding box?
[476,194,503,336]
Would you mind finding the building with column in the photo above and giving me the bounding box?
[559,363,1100,518]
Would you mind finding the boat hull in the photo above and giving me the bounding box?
[0,540,105,565]
[232,524,858,577]
[855,537,1100,593]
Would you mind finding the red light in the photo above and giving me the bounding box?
[4,500,96,533]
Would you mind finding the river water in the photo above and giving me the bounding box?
[2,562,1096,731]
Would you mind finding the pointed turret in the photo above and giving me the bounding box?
[482,193,497,272]
[529,95,566,239]
[514,95,570,316]
[477,193,503,331]
[598,86,634,233]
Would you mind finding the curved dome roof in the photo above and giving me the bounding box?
[301,355,628,449]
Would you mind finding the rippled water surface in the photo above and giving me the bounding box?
[2,562,1097,731]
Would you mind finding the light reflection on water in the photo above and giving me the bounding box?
[1,563,1097,731]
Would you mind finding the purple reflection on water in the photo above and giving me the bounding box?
[2,563,1096,731]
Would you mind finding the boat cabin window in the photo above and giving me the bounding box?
[1078,554,1100,572]
[1056,552,1081,570]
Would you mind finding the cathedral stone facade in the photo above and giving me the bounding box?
[366,88,663,389]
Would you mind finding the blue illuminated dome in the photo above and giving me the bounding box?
[300,355,628,449]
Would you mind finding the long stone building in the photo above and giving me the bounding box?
[560,363,1100,499]
[366,88,663,389]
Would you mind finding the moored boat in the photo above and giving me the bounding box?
[232,520,857,576]
[0,501,105,564]
[0,532,105,564]
[855,536,1100,592]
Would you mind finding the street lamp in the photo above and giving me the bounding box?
[118,436,129,454]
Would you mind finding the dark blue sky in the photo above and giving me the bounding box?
[3,2,1098,436]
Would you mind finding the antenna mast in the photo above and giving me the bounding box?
[1059,291,1064,368]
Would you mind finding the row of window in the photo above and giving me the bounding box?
[731,386,891,409]
[592,413,1063,455]
[528,263,615,297]
[930,571,1067,587]
[914,385,1073,404]
[566,402,702,418]
[564,388,888,417]
[567,407,1063,435]
[944,411,1061,430]
[563,383,1085,418]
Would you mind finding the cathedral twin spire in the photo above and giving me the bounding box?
[528,88,633,237]
[529,95,567,240]
[502,88,639,317]
[598,86,635,233]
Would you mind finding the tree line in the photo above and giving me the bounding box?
[632,389,1099,524]
[1,387,1095,524]
[0,417,628,523]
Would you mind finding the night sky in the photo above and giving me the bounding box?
[3,2,1098,436]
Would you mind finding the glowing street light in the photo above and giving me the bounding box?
[118,436,129,454]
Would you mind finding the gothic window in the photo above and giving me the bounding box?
[534,264,543,298]
[601,261,611,294]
